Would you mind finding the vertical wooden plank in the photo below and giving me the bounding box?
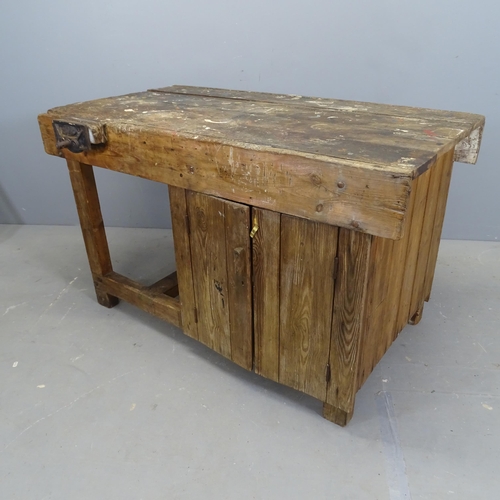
[187,191,231,358]
[383,175,419,346]
[409,153,448,321]
[169,185,198,338]
[424,149,455,302]
[326,229,371,417]
[356,235,394,387]
[252,208,281,381]
[279,216,338,401]
[374,240,400,361]
[224,201,252,370]
[396,167,432,332]
[66,160,118,308]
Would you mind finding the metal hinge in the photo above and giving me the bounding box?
[332,257,339,280]
[325,363,331,383]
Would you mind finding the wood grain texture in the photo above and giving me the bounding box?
[279,215,338,401]
[380,177,421,344]
[154,85,485,137]
[326,229,372,414]
[423,149,455,301]
[396,166,432,332]
[252,208,281,381]
[224,200,253,370]
[148,271,179,297]
[409,152,451,319]
[38,87,486,427]
[323,402,353,427]
[39,113,412,240]
[96,272,181,328]
[39,86,484,239]
[42,90,478,169]
[356,235,395,388]
[367,241,397,382]
[454,126,483,164]
[66,160,118,308]
[350,149,443,390]
[187,191,231,358]
[356,173,429,388]
[169,186,198,339]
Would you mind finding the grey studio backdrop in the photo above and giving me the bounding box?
[1,0,498,241]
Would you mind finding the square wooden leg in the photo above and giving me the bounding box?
[323,402,353,427]
[67,160,118,308]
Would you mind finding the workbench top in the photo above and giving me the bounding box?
[38,86,485,240]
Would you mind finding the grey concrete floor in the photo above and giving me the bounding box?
[1,224,499,500]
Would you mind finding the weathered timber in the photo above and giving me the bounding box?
[96,272,181,328]
[39,88,484,239]
[326,230,372,415]
[252,208,281,381]
[66,160,118,308]
[153,86,485,143]
[39,113,411,240]
[149,271,179,297]
[357,235,395,387]
[409,151,453,319]
[355,150,457,390]
[168,186,198,340]
[323,402,353,427]
[279,215,338,401]
[396,166,432,332]
[39,87,485,427]
[186,191,233,359]
[225,199,253,370]
[454,126,483,164]
[423,150,455,301]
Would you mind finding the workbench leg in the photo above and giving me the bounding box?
[409,305,424,325]
[322,402,354,427]
[67,160,118,308]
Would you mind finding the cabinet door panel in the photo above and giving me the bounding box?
[225,200,252,370]
[279,215,339,401]
[186,191,252,368]
[252,208,281,381]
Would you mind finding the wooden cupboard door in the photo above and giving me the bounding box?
[185,190,253,370]
[252,208,281,381]
[279,215,339,401]
[252,209,339,401]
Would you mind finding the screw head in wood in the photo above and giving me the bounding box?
[337,181,345,189]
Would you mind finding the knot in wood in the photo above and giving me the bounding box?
[310,173,322,186]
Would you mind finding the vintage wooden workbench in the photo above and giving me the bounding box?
[38,86,484,426]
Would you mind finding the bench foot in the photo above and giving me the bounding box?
[322,402,353,427]
[409,305,424,325]
[95,289,119,308]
